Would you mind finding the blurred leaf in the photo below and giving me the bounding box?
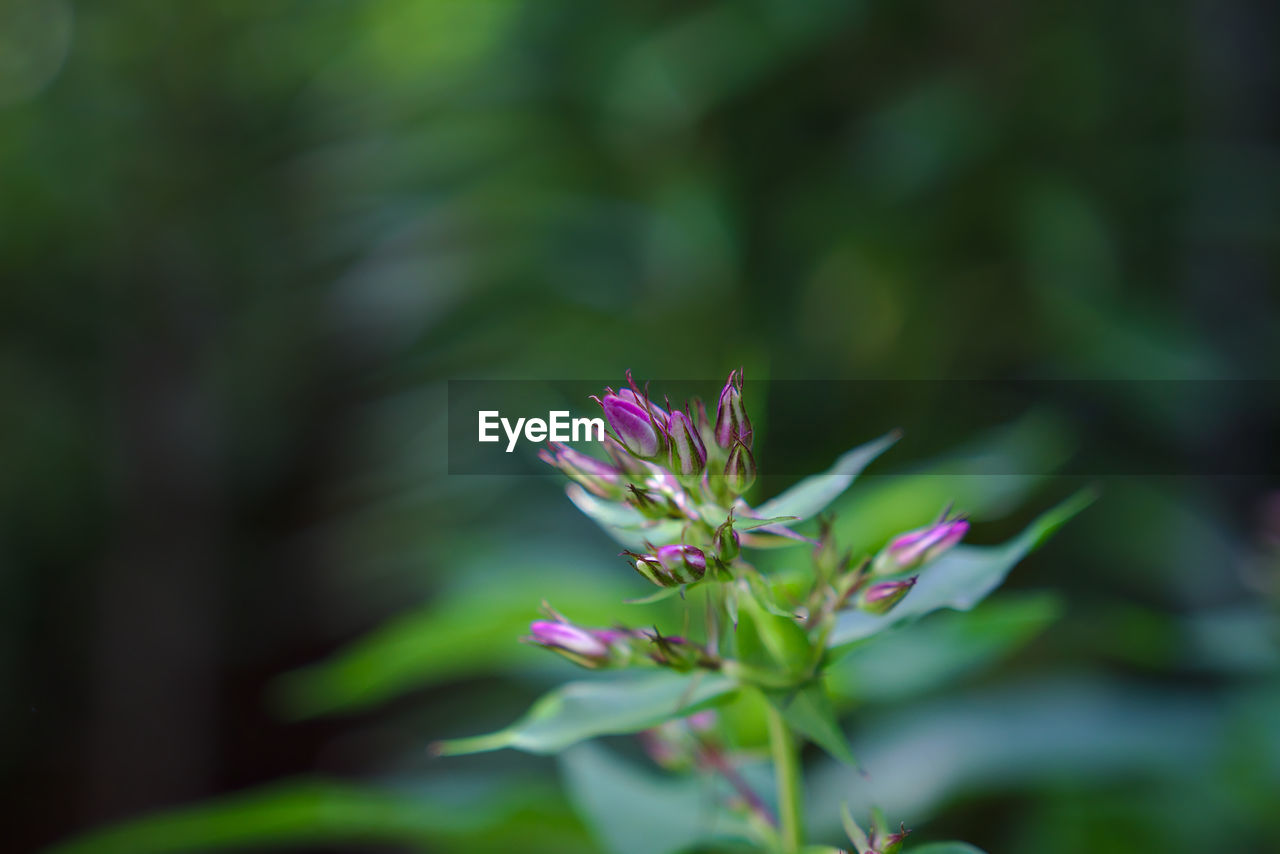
[753,431,901,521]
[272,569,645,719]
[766,680,858,765]
[435,671,737,756]
[826,593,1062,704]
[44,778,587,854]
[805,677,1226,839]
[566,484,686,548]
[559,742,755,854]
[827,490,1094,652]
[910,845,988,854]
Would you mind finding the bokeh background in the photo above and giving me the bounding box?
[2,1,1278,852]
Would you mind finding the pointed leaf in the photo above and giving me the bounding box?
[560,742,757,854]
[435,671,737,756]
[766,681,858,765]
[624,586,686,605]
[735,515,801,530]
[271,570,640,719]
[43,779,580,854]
[828,490,1094,652]
[566,484,686,548]
[753,431,900,521]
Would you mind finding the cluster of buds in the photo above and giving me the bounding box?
[624,544,709,587]
[525,608,718,673]
[803,511,968,626]
[587,370,757,501]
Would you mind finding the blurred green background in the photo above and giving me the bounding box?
[2,1,1278,852]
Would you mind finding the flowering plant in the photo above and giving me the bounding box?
[438,372,1089,854]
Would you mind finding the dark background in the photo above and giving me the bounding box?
[2,1,1277,852]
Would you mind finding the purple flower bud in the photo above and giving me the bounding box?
[666,410,707,476]
[655,544,707,583]
[714,369,753,450]
[624,550,679,587]
[526,619,629,668]
[538,442,623,498]
[723,440,757,495]
[874,514,969,574]
[600,393,665,458]
[859,577,917,614]
[612,388,669,428]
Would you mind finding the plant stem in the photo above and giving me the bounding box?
[765,701,804,853]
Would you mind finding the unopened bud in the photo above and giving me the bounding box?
[713,516,740,562]
[873,514,968,575]
[666,409,707,476]
[599,392,666,459]
[877,824,910,854]
[526,619,631,668]
[624,544,706,587]
[644,631,717,671]
[714,368,753,449]
[723,441,757,495]
[626,484,671,519]
[654,544,708,584]
[859,577,917,614]
[538,443,623,498]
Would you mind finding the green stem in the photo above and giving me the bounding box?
[765,701,804,853]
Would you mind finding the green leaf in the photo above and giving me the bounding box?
[736,514,801,530]
[804,676,1224,840]
[559,742,757,854]
[271,570,646,719]
[766,680,858,765]
[827,490,1094,653]
[566,483,685,548]
[826,593,1061,704]
[43,778,584,854]
[910,845,989,854]
[435,671,737,756]
[734,593,813,679]
[752,431,900,521]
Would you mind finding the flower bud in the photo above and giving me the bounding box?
[613,387,669,428]
[858,577,917,614]
[599,392,666,459]
[526,620,630,668]
[538,442,623,498]
[714,368,753,449]
[665,410,707,476]
[713,516,740,562]
[626,552,677,587]
[877,824,910,854]
[626,484,672,519]
[601,435,647,475]
[654,544,708,584]
[644,631,717,671]
[723,441,757,496]
[873,514,968,575]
